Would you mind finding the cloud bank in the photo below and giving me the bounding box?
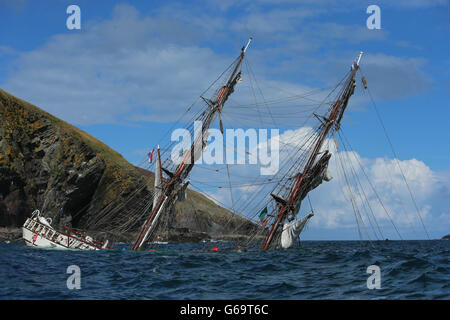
[1,3,433,125]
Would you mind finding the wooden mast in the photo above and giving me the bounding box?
[131,38,252,251]
[261,52,363,251]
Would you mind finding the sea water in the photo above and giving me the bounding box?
[0,240,448,299]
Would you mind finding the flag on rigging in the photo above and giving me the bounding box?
[148,148,155,163]
[259,206,268,220]
[259,207,269,227]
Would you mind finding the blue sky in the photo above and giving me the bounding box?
[0,0,449,240]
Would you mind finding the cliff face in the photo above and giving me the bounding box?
[0,89,145,229]
[0,89,258,239]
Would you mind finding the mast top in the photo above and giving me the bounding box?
[242,37,253,53]
[356,51,363,66]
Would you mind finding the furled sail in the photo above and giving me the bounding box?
[280,213,314,249]
[189,126,210,165]
[177,181,189,202]
[290,151,332,219]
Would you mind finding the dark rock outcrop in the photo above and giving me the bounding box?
[0,227,21,242]
[0,89,149,230]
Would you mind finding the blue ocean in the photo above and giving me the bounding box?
[0,240,448,300]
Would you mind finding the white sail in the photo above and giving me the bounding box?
[153,146,162,209]
[280,213,314,249]
[139,196,168,249]
[136,146,167,250]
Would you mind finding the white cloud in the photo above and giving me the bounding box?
[1,4,232,125]
[188,126,449,239]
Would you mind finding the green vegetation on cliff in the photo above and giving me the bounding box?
[0,89,144,229]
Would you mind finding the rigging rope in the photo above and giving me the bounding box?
[359,68,430,240]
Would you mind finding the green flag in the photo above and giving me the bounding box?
[259,207,268,221]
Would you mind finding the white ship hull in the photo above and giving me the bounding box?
[22,210,109,250]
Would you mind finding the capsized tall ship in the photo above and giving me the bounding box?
[130,49,366,251]
[22,41,423,251]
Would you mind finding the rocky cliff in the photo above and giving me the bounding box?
[0,89,147,230]
[0,89,257,241]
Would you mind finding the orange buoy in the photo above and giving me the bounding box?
[212,247,218,252]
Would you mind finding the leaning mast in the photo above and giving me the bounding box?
[261,52,363,250]
[131,38,252,251]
